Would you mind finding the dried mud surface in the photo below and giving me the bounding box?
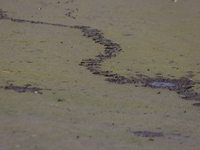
[1,6,199,101]
[0,0,200,150]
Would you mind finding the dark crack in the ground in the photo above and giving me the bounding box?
[1,84,45,94]
[0,8,200,105]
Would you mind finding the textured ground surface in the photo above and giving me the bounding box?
[0,0,200,149]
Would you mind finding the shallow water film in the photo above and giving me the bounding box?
[148,82,175,87]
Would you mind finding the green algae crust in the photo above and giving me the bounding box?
[0,0,200,149]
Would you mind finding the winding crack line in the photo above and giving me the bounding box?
[0,9,199,102]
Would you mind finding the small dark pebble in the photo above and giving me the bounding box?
[57,99,63,102]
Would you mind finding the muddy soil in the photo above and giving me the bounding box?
[0,0,200,149]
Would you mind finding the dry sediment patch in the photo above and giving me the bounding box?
[0,9,199,105]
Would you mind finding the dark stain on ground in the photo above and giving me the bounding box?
[192,103,200,107]
[0,9,200,104]
[132,131,164,137]
[2,84,48,94]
